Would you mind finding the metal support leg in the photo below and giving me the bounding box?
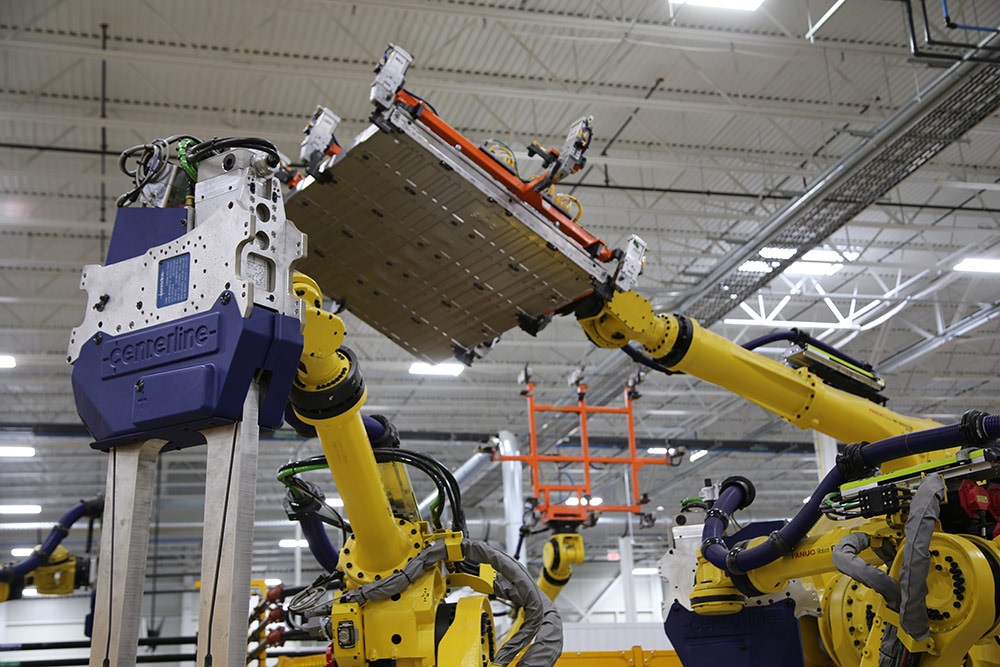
[196,386,260,667]
[619,535,637,623]
[89,439,167,667]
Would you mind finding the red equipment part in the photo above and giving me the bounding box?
[958,479,990,518]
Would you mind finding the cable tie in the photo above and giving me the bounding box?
[836,442,872,481]
[960,410,991,446]
[705,507,730,530]
[768,530,793,557]
[726,545,746,576]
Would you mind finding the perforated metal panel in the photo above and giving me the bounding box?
[287,111,614,362]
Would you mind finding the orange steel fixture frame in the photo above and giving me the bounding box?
[393,89,614,263]
[495,382,672,522]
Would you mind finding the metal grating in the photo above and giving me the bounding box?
[676,53,1000,326]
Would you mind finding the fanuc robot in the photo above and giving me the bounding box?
[66,44,1000,667]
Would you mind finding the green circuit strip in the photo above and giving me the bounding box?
[808,344,879,382]
[840,448,985,493]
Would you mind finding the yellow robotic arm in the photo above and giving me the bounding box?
[576,290,940,458]
[573,291,1000,666]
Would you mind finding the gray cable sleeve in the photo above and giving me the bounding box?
[878,623,901,667]
[462,539,563,667]
[337,538,562,667]
[899,473,945,641]
[831,532,902,611]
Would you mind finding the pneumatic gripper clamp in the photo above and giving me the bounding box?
[67,141,305,667]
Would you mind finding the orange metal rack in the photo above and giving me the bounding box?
[496,382,673,522]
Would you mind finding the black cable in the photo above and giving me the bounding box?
[203,421,241,666]
[185,137,279,167]
[102,449,116,667]
[622,343,674,375]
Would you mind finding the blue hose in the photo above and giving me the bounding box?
[299,516,340,572]
[0,501,93,582]
[702,414,1000,574]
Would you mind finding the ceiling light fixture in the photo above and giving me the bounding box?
[11,547,34,558]
[0,446,34,458]
[784,260,844,277]
[264,578,282,587]
[737,260,774,274]
[21,587,38,597]
[0,355,15,369]
[325,497,345,508]
[0,505,41,515]
[723,317,859,330]
[278,538,310,549]
[954,257,1000,273]
[408,362,465,377]
[689,450,708,462]
[676,0,765,10]
[631,567,660,575]
[760,247,797,260]
[646,447,669,455]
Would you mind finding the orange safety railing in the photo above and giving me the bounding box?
[495,382,673,522]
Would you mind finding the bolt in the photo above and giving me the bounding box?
[135,380,144,392]
[93,332,103,345]
[220,292,231,305]
[136,301,143,310]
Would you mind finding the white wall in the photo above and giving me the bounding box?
[562,622,672,652]
[0,591,191,666]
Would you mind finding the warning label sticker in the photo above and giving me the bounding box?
[157,253,190,308]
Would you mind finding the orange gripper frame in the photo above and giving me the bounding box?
[394,89,614,263]
[495,382,672,522]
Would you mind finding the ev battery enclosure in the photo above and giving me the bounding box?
[285,106,616,363]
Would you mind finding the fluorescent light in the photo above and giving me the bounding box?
[760,247,797,260]
[264,578,282,587]
[0,355,15,369]
[0,446,34,458]
[954,257,1000,273]
[631,567,660,575]
[11,547,34,558]
[646,409,689,416]
[588,497,603,507]
[677,0,764,9]
[737,260,773,274]
[724,318,859,330]
[21,587,38,597]
[785,261,843,276]
[408,362,464,377]
[0,505,41,515]
[278,539,310,549]
[647,447,669,455]
[801,249,844,263]
[689,450,708,462]
[325,497,344,508]
[565,497,580,506]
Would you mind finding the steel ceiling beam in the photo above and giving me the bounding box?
[0,39,887,125]
[672,32,1000,326]
[260,0,905,57]
[878,301,1000,372]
